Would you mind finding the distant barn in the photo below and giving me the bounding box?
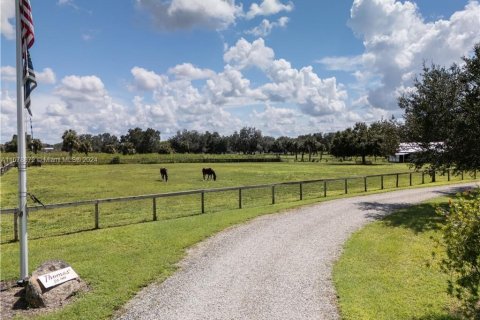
[389,142,443,163]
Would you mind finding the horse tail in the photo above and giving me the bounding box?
[212,170,216,181]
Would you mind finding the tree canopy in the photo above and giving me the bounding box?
[400,43,480,172]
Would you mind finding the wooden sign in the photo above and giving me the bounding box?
[38,267,79,289]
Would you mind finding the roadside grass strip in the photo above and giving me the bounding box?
[334,197,461,320]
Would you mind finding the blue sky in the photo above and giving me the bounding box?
[1,0,479,143]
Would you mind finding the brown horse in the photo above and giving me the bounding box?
[202,168,216,181]
[160,167,168,182]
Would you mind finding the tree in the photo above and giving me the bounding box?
[121,127,161,154]
[369,118,401,159]
[236,127,262,154]
[61,129,79,157]
[4,135,18,152]
[157,141,173,154]
[78,140,92,156]
[330,129,355,161]
[400,43,480,172]
[29,138,43,154]
[120,142,135,155]
[352,122,380,164]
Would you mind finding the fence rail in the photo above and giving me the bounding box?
[0,161,16,176]
[0,169,477,242]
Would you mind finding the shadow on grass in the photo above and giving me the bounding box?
[357,201,445,234]
[356,185,477,234]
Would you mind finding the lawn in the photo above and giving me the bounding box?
[333,197,461,319]
[0,160,475,319]
[0,161,472,243]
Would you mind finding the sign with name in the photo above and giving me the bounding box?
[38,267,79,289]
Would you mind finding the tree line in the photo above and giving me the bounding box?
[2,120,403,163]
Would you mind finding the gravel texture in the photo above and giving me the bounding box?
[115,183,478,320]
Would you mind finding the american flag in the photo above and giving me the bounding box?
[20,0,36,116]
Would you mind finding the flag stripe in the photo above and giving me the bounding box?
[20,0,35,50]
[20,0,36,116]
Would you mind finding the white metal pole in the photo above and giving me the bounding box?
[15,0,29,281]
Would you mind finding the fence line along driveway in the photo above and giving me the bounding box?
[114,182,479,320]
[0,170,477,242]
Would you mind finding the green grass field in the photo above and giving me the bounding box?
[333,197,461,320]
[0,159,476,319]
[0,161,473,243]
[0,151,282,165]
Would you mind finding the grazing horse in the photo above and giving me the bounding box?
[160,167,168,182]
[202,168,216,181]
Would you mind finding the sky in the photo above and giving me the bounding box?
[1,0,479,144]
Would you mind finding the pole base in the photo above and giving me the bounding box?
[16,278,28,287]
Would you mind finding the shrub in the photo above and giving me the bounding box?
[110,156,121,164]
[436,189,480,319]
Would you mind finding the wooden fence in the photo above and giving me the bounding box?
[0,170,477,242]
[0,161,16,176]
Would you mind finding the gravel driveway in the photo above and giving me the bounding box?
[115,183,478,320]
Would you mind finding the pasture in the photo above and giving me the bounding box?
[0,161,423,242]
[0,160,475,319]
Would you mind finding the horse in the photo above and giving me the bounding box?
[202,168,216,181]
[160,167,168,182]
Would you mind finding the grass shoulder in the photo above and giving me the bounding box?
[333,196,461,320]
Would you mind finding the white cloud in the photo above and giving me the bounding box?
[1,66,16,82]
[1,0,15,40]
[245,16,289,37]
[250,104,297,136]
[1,66,56,85]
[136,0,243,31]
[168,63,215,80]
[224,38,348,116]
[82,33,93,41]
[224,38,275,70]
[0,90,16,115]
[55,75,107,103]
[316,55,364,72]
[345,0,480,109]
[246,0,293,19]
[131,67,166,91]
[36,68,57,84]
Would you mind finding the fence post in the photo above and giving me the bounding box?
[447,170,450,181]
[272,186,275,204]
[95,201,99,229]
[409,173,412,186]
[324,181,327,197]
[396,174,399,188]
[475,170,477,180]
[201,192,205,213]
[381,175,384,190]
[422,172,425,184]
[364,177,367,192]
[299,183,303,201]
[344,179,348,194]
[461,171,464,180]
[239,188,242,209]
[14,209,18,242]
[152,198,157,221]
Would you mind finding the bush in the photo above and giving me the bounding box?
[110,156,121,164]
[436,189,480,318]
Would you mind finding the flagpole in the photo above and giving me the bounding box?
[15,0,29,282]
